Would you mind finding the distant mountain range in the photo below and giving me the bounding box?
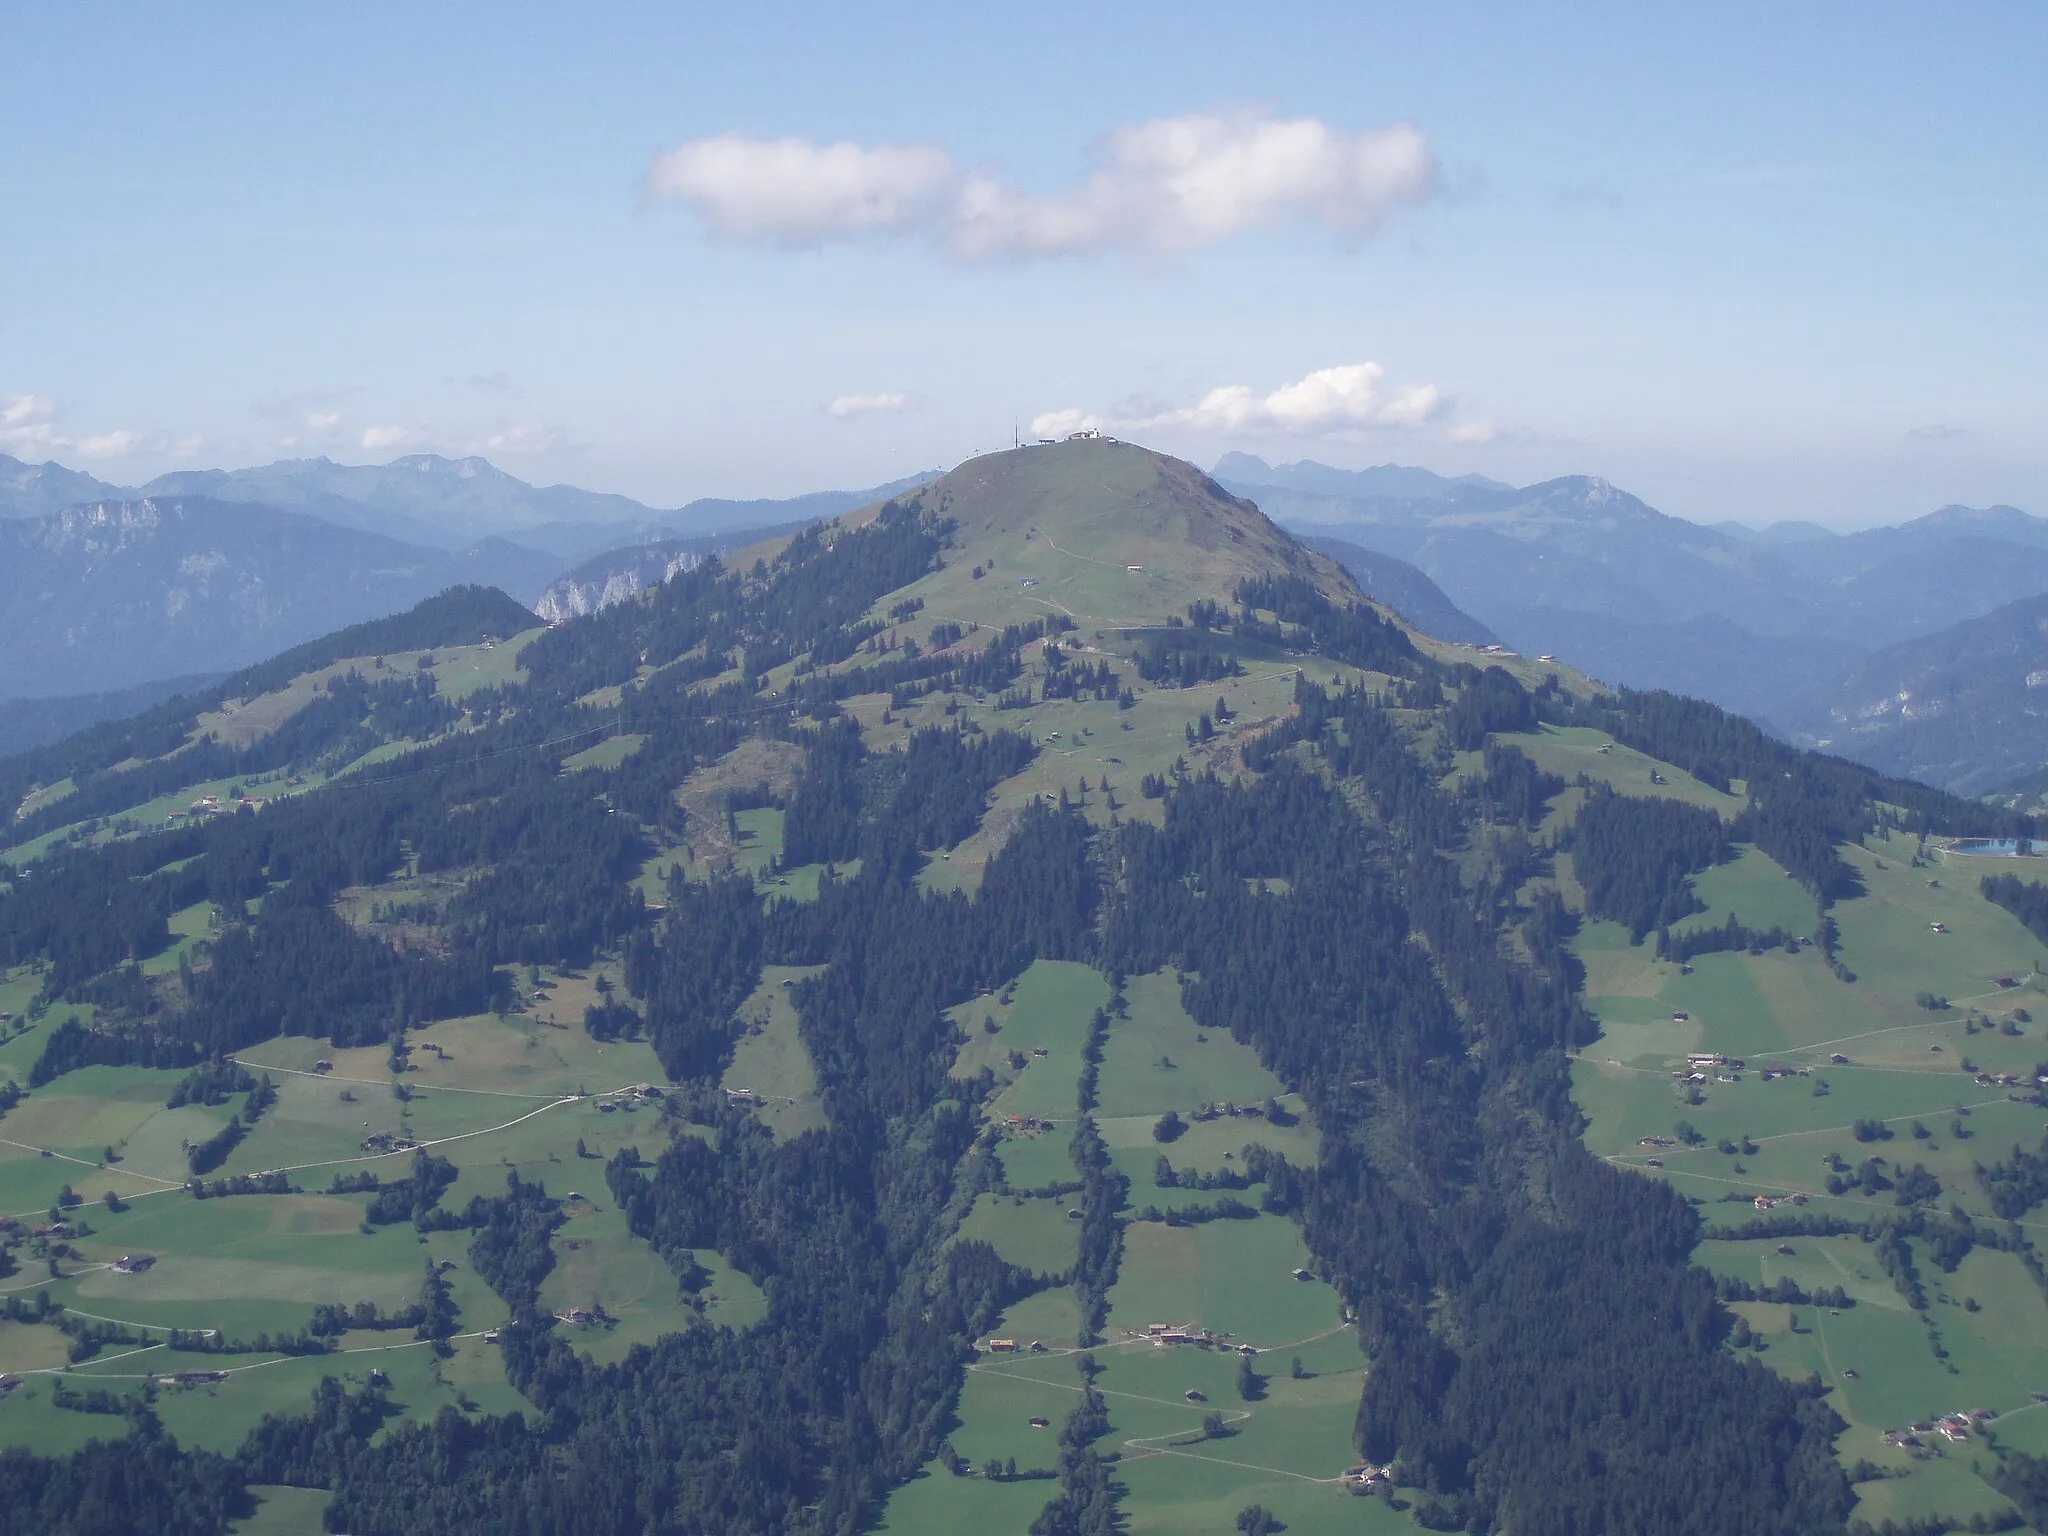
[0,497,563,699]
[7,439,2045,795]
[0,454,941,734]
[1772,592,2048,796]
[0,451,938,554]
[1219,454,2048,788]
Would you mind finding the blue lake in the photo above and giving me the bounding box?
[1947,839,2048,857]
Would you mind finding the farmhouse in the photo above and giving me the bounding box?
[984,1338,1018,1353]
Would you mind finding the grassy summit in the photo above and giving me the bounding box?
[865,438,1362,633]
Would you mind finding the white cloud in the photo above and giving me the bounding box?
[305,410,344,433]
[1908,423,1969,441]
[647,110,1435,260]
[1038,363,1446,441]
[1,395,195,462]
[72,430,141,459]
[480,421,564,454]
[953,113,1436,260]
[647,133,955,244]
[1446,419,1499,445]
[1028,408,1108,439]
[362,423,430,452]
[827,392,912,418]
[0,394,61,456]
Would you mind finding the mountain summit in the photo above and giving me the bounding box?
[877,438,1362,633]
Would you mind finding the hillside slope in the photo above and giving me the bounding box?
[1301,532,1499,646]
[4,440,2038,1536]
[1779,591,2048,794]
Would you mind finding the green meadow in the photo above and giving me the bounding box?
[1573,817,2048,1526]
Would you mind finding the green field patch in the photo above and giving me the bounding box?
[1095,1106,1318,1175]
[991,1285,1082,1350]
[1104,1215,1342,1349]
[561,733,646,772]
[943,1356,1079,1473]
[723,965,828,1141]
[1671,845,1821,939]
[1094,970,1283,1119]
[540,1200,705,1364]
[140,900,218,977]
[1497,724,1744,817]
[992,1124,1078,1191]
[908,661,1318,897]
[76,1249,421,1311]
[0,1317,75,1373]
[874,1457,1061,1535]
[1839,832,2044,1011]
[421,628,543,702]
[1848,1458,2022,1534]
[953,1194,1079,1277]
[232,1484,333,1535]
[4,1064,201,1155]
[1080,1327,1383,1535]
[964,961,1109,1126]
[398,1006,661,1099]
[0,1374,141,1456]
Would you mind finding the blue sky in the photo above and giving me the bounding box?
[2,2,2041,527]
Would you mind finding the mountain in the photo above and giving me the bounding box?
[130,454,666,549]
[1714,518,1837,547]
[1219,456,2048,743]
[2,436,2026,1535]
[887,438,1360,633]
[0,453,126,519]
[129,456,944,553]
[0,496,560,698]
[1213,452,1510,501]
[1299,533,1499,646]
[1777,591,2048,794]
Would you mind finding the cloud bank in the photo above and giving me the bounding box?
[1032,363,1449,441]
[648,111,1436,259]
[2,393,200,462]
[827,392,912,418]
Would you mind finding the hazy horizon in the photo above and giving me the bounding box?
[5,3,2042,531]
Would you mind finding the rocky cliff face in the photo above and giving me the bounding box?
[535,546,702,623]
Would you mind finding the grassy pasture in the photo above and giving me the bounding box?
[991,1125,1077,1191]
[1672,845,1822,939]
[874,1460,1059,1535]
[1694,1235,2040,1526]
[1571,801,2048,1528]
[1104,1216,1342,1349]
[953,1194,1079,1276]
[957,960,1109,1127]
[1095,1107,1318,1175]
[907,660,1344,898]
[232,1485,333,1534]
[538,1198,760,1364]
[1094,970,1283,1119]
[723,965,828,1141]
[992,1285,1082,1350]
[140,900,217,976]
[1496,724,1744,816]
